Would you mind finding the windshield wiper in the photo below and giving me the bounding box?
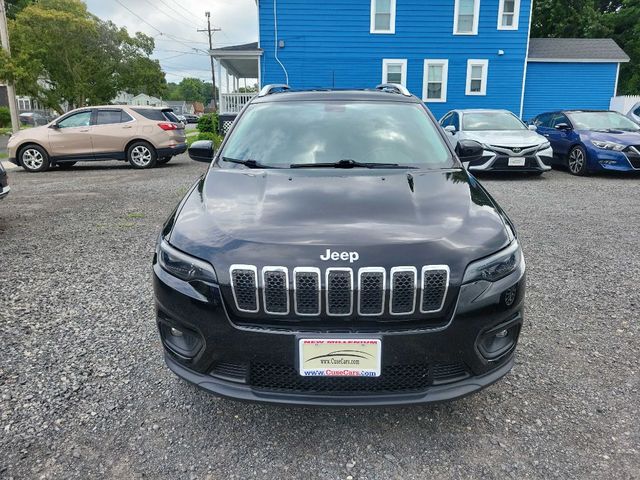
[222,156,275,169]
[290,159,416,169]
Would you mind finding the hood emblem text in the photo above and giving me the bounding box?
[320,249,360,263]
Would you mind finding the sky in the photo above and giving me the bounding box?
[85,0,258,86]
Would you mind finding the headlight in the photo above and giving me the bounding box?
[157,239,217,283]
[538,141,551,150]
[591,140,626,151]
[462,241,523,284]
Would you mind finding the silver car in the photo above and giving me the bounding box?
[440,109,553,175]
[626,102,640,125]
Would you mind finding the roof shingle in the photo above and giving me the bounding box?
[528,38,629,62]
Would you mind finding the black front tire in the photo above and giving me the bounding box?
[567,146,589,176]
[157,156,172,165]
[127,141,157,169]
[19,144,50,173]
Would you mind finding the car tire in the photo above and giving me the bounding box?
[567,146,589,176]
[127,141,157,169]
[19,144,50,173]
[157,156,172,165]
[57,161,77,169]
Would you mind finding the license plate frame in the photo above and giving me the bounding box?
[297,338,382,377]
[508,157,526,167]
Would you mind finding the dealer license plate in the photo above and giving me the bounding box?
[508,157,526,167]
[298,338,381,377]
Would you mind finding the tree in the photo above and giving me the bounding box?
[0,0,166,113]
[162,78,218,104]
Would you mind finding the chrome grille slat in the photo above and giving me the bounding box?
[390,267,417,315]
[358,267,385,316]
[420,266,449,314]
[326,268,353,316]
[262,267,289,315]
[229,265,259,313]
[294,267,321,316]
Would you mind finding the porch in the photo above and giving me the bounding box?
[210,42,262,116]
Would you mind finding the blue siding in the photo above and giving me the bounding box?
[259,0,531,119]
[523,62,618,120]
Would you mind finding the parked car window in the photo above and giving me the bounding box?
[533,113,553,127]
[634,106,640,117]
[221,101,454,169]
[451,112,460,131]
[132,108,178,122]
[462,111,525,131]
[57,111,91,128]
[550,114,568,128]
[440,113,452,127]
[96,110,126,125]
[567,111,640,131]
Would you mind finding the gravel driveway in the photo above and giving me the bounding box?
[1,157,638,479]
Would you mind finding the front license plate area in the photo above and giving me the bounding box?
[298,339,382,377]
[508,157,526,167]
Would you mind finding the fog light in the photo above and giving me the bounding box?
[170,327,183,337]
[159,322,203,359]
[477,322,521,360]
[496,329,508,338]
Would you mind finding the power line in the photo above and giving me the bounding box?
[155,0,207,28]
[139,0,204,31]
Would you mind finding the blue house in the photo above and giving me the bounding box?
[210,1,629,121]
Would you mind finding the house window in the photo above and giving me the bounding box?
[370,0,396,34]
[17,98,31,111]
[466,60,488,95]
[422,60,449,102]
[382,59,407,87]
[498,0,520,29]
[454,0,480,35]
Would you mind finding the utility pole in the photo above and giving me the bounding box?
[198,11,220,111]
[0,0,19,133]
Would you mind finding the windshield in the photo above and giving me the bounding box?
[220,101,454,169]
[567,111,640,131]
[463,112,526,131]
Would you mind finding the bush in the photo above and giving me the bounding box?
[197,113,218,134]
[197,131,223,148]
[0,107,11,128]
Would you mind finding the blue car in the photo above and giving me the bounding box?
[530,110,640,175]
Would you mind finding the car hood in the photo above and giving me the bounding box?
[462,130,546,147]
[579,129,640,145]
[168,168,512,284]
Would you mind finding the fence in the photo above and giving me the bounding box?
[610,95,640,114]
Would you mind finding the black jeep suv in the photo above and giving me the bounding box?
[153,84,526,406]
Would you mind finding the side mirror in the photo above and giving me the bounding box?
[555,123,571,131]
[188,140,215,163]
[455,139,484,164]
[444,125,457,135]
[49,123,59,129]
[528,124,537,131]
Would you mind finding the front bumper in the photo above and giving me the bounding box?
[589,148,640,172]
[469,147,553,173]
[0,185,9,200]
[153,261,525,406]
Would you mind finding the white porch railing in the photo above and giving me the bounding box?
[220,93,255,114]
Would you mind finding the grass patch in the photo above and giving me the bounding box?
[0,152,8,159]
[126,212,145,219]
[176,185,190,197]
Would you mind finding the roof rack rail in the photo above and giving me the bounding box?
[375,83,412,97]
[258,84,291,97]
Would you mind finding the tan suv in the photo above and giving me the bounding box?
[7,106,187,172]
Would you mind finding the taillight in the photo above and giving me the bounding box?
[158,122,177,131]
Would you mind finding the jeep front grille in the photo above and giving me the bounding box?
[229,265,450,318]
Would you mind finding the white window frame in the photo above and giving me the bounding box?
[498,0,520,30]
[382,59,407,88]
[466,59,489,96]
[370,0,396,34]
[422,59,449,103]
[453,0,480,35]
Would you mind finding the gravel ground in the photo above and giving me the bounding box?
[1,157,639,480]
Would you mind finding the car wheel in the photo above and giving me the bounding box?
[157,156,172,165]
[567,146,589,176]
[127,141,157,169]
[19,144,50,172]
[57,161,77,169]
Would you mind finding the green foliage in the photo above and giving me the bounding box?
[197,113,219,134]
[0,107,11,128]
[197,131,223,147]
[532,0,640,94]
[164,78,217,105]
[0,0,166,113]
